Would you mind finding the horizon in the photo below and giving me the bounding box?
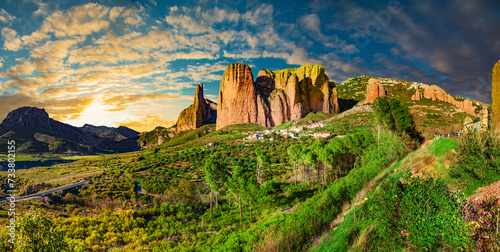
[0,0,499,132]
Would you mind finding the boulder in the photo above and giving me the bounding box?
[421,84,482,116]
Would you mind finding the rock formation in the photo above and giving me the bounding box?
[493,60,500,128]
[217,63,258,130]
[422,84,481,116]
[411,88,422,101]
[363,78,386,104]
[216,63,339,130]
[176,83,217,133]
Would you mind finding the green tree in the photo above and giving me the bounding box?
[287,144,302,187]
[372,97,420,142]
[372,96,394,130]
[240,175,259,219]
[226,166,248,218]
[327,138,346,180]
[203,152,229,214]
[255,149,268,184]
[17,209,68,252]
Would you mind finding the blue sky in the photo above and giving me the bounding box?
[0,0,499,131]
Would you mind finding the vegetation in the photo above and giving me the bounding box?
[1,97,499,251]
[450,130,500,195]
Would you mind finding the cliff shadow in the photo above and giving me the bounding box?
[338,98,359,112]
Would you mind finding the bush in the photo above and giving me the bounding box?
[450,130,500,194]
[370,174,472,250]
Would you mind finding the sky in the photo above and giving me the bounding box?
[0,0,499,132]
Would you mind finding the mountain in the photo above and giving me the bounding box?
[137,126,176,148]
[175,83,217,133]
[0,107,140,154]
[216,63,339,130]
[80,124,139,141]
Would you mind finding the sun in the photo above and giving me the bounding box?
[63,96,129,128]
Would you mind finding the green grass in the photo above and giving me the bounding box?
[161,124,215,147]
[428,138,457,156]
[298,111,335,125]
[215,123,264,133]
[271,120,294,130]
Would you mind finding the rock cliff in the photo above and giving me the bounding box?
[216,63,339,130]
[217,63,258,130]
[362,78,387,104]
[176,84,217,133]
[493,60,500,128]
[411,88,422,101]
[420,85,481,116]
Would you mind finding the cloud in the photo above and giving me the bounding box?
[101,93,192,111]
[0,9,17,23]
[1,27,22,51]
[119,114,176,132]
[0,92,95,122]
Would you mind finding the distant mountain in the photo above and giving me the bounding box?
[0,107,140,154]
[80,124,139,141]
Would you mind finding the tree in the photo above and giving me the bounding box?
[240,175,259,219]
[226,166,248,218]
[17,209,68,252]
[255,149,268,184]
[287,144,302,187]
[203,152,229,214]
[316,142,332,184]
[372,97,418,138]
[327,138,346,180]
[372,96,394,130]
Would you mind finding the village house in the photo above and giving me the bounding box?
[314,131,332,138]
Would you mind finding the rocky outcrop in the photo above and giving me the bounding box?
[217,63,258,130]
[422,84,481,116]
[411,88,422,101]
[216,63,340,130]
[176,84,216,133]
[362,78,386,104]
[493,60,500,128]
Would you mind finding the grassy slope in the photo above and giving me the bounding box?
[311,137,468,251]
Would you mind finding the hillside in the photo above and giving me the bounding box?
[333,76,486,137]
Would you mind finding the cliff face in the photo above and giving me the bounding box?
[493,60,500,128]
[362,78,387,104]
[419,85,481,116]
[411,88,422,101]
[216,63,340,130]
[176,84,216,133]
[217,63,258,130]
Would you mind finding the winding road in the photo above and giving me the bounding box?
[0,180,88,202]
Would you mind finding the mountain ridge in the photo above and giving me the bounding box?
[0,107,140,154]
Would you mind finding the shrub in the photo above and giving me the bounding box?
[450,130,500,194]
[370,174,472,250]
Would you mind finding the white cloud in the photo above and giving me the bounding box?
[1,27,22,51]
[0,9,17,23]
